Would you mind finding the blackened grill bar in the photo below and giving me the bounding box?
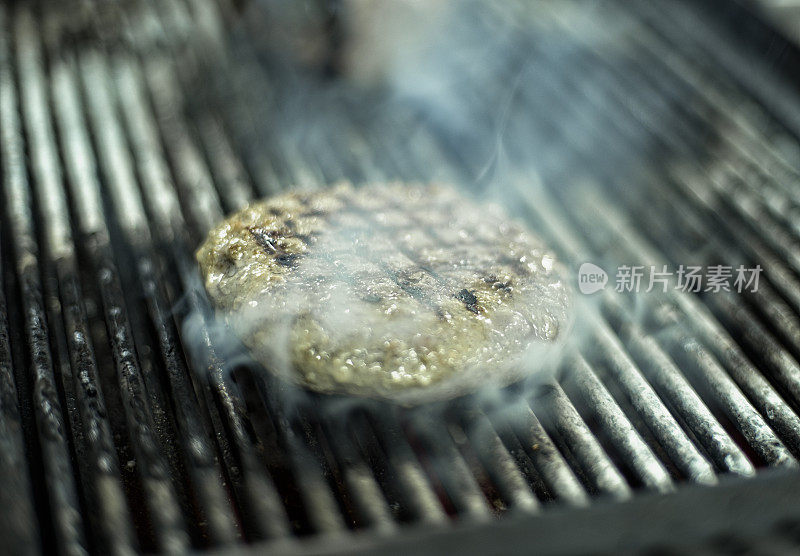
[3,0,800,554]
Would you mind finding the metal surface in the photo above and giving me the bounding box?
[1,0,800,554]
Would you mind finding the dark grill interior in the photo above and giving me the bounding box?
[3,0,800,554]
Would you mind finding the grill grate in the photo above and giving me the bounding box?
[2,0,800,554]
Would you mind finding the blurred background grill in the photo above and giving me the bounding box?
[4,0,800,554]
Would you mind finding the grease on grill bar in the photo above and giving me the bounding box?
[2,0,800,554]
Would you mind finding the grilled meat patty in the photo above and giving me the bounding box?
[196,183,571,403]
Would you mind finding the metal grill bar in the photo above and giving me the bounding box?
[537,383,632,499]
[562,354,674,492]
[517,188,721,482]
[0,185,39,555]
[110,20,343,543]
[16,9,137,554]
[317,415,398,532]
[108,47,292,542]
[402,420,490,519]
[0,6,86,553]
[496,403,590,505]
[362,411,448,524]
[76,36,271,547]
[72,47,192,552]
[457,410,541,511]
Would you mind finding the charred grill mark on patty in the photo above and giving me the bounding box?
[275,253,301,267]
[495,282,513,293]
[455,288,481,314]
[248,226,278,254]
[334,192,465,298]
[385,266,431,301]
[347,188,503,318]
[484,275,514,294]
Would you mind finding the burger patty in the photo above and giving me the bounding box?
[196,183,571,403]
